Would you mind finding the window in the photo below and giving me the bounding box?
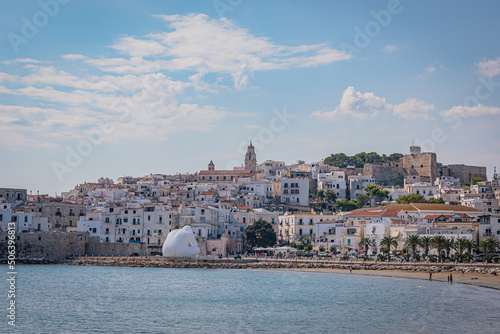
[105,217,110,223]
[299,229,302,235]
[105,228,109,234]
[159,216,162,223]
[0,214,2,221]
[92,228,97,233]
[148,215,151,221]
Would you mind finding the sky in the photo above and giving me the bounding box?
[1,0,499,195]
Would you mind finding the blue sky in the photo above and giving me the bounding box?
[1,0,499,194]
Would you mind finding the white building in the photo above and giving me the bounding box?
[348,175,376,199]
[317,171,347,199]
[280,178,309,206]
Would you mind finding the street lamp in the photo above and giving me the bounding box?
[256,232,262,248]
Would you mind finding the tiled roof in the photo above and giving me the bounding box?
[384,203,481,212]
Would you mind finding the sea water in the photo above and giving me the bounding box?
[1,265,499,333]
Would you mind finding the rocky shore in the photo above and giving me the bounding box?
[61,257,500,275]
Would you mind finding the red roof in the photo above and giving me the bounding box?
[237,206,253,211]
[345,211,385,216]
[200,191,215,195]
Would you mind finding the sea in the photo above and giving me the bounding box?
[1,265,499,333]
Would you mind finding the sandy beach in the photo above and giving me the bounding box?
[276,267,500,290]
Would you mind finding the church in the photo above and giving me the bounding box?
[197,142,257,183]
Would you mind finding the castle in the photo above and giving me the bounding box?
[363,145,487,184]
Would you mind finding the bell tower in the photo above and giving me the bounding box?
[208,160,215,171]
[244,142,257,174]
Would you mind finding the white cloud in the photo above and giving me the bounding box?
[62,54,88,60]
[311,86,391,120]
[476,57,500,77]
[424,61,443,75]
[393,98,434,120]
[312,86,434,121]
[441,104,500,118]
[2,58,43,65]
[86,13,351,89]
[384,45,399,53]
[0,13,349,149]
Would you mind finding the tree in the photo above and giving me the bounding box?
[356,193,370,208]
[317,190,325,201]
[396,194,427,204]
[405,235,420,258]
[330,246,337,253]
[454,238,469,259]
[427,198,445,204]
[463,239,477,257]
[365,185,389,206]
[430,235,448,261]
[443,238,454,259]
[306,244,313,252]
[470,176,486,185]
[479,238,499,261]
[334,199,359,212]
[380,236,398,261]
[324,189,337,204]
[391,173,405,188]
[419,236,432,258]
[244,220,277,248]
[358,238,373,256]
[318,246,326,252]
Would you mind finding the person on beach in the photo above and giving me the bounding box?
[429,270,432,280]
[447,275,450,284]
[450,273,453,284]
[349,266,352,274]
[461,270,464,277]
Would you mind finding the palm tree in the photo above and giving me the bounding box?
[419,236,431,258]
[443,238,454,259]
[464,239,477,255]
[380,236,398,261]
[405,235,420,259]
[485,237,500,253]
[359,238,373,257]
[454,238,468,256]
[430,235,447,261]
[479,240,489,259]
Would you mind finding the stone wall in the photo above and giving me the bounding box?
[86,236,148,256]
[444,164,488,184]
[363,164,405,183]
[0,231,88,262]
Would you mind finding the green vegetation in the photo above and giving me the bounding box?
[470,176,486,185]
[391,173,405,187]
[405,235,420,258]
[358,237,373,256]
[245,220,277,247]
[365,185,389,206]
[324,152,403,168]
[380,236,398,261]
[396,194,444,204]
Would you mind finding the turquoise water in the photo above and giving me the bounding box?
[1,265,499,333]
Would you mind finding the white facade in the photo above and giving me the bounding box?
[280,178,309,205]
[348,175,376,199]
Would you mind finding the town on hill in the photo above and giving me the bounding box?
[1,144,499,262]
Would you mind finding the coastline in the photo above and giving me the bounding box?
[55,256,500,291]
[269,267,500,291]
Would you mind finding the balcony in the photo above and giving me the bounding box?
[483,232,492,236]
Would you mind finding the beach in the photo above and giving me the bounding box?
[275,267,500,290]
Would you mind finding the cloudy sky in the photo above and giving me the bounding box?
[1,0,499,194]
